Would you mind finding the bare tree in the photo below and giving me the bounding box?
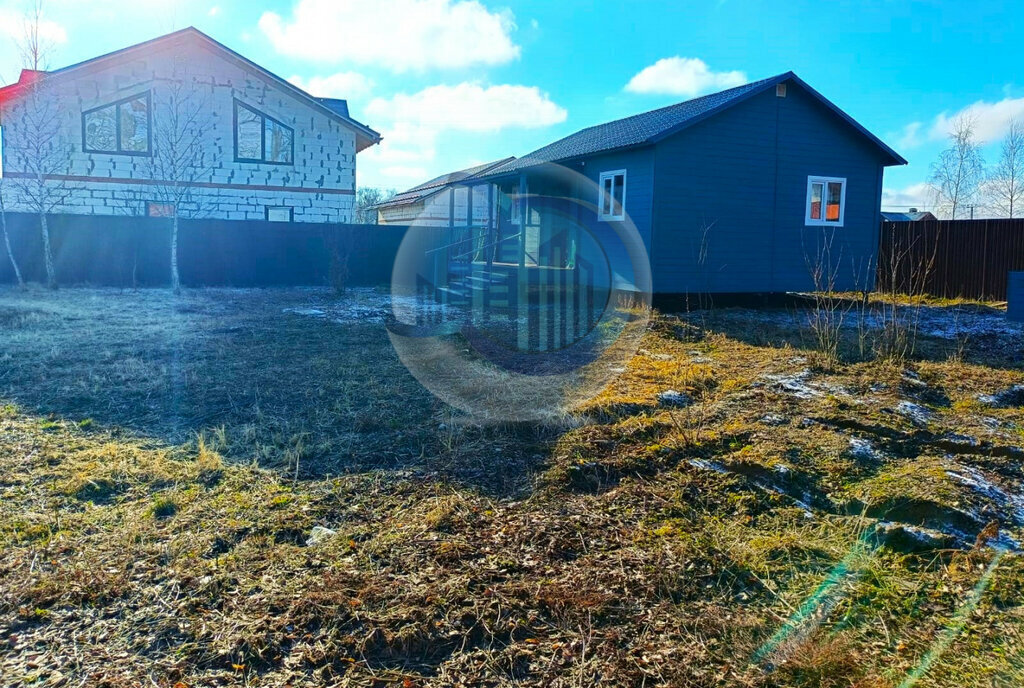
[355,187,396,224]
[2,0,72,288]
[929,114,985,220]
[145,61,215,293]
[17,0,57,72]
[0,178,25,288]
[986,119,1024,218]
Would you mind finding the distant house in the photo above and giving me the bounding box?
[881,210,937,222]
[417,72,906,296]
[375,158,514,227]
[0,27,380,223]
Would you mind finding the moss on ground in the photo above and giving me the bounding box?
[1,287,1023,686]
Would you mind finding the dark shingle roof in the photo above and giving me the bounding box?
[484,72,905,177]
[375,158,516,210]
[316,98,349,119]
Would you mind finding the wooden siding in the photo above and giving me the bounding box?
[650,83,888,293]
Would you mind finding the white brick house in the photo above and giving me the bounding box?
[0,27,380,223]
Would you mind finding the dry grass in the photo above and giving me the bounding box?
[1,286,1023,686]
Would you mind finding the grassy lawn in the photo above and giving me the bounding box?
[1,286,1024,686]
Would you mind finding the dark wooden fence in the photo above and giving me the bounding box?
[878,218,1024,301]
[0,213,409,288]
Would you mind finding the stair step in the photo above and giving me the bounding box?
[465,275,506,288]
[437,286,469,300]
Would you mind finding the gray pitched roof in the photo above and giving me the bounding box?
[375,158,516,210]
[485,72,905,177]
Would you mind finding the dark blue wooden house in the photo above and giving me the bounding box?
[451,71,906,296]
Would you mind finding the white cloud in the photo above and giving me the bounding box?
[928,95,1024,144]
[882,182,935,211]
[893,121,924,149]
[624,57,746,97]
[208,6,221,17]
[0,8,67,45]
[258,0,520,72]
[289,72,373,99]
[365,82,566,133]
[362,82,565,187]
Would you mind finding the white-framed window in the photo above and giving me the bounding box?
[147,201,175,217]
[266,206,293,222]
[598,169,626,221]
[805,176,846,226]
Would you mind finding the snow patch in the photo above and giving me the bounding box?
[945,465,1024,525]
[894,400,933,426]
[848,437,881,461]
[762,370,821,399]
[688,459,727,474]
[978,384,1024,408]
[658,390,691,407]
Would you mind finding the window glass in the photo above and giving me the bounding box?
[599,171,626,220]
[809,182,823,220]
[236,103,262,160]
[826,181,842,221]
[84,104,117,152]
[612,174,624,210]
[265,119,293,164]
[119,97,149,153]
[147,202,175,217]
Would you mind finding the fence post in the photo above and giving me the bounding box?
[982,219,989,299]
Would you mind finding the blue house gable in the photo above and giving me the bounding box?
[477,72,904,295]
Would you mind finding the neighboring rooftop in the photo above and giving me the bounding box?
[484,72,905,177]
[881,210,938,222]
[375,157,516,210]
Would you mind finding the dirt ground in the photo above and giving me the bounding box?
[1,286,1023,687]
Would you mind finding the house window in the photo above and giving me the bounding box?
[234,100,293,165]
[266,206,293,222]
[598,170,626,221]
[805,176,846,226]
[147,202,175,217]
[83,92,151,155]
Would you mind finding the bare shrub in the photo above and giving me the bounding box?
[875,224,938,363]
[804,229,852,367]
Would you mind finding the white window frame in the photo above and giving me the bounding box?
[265,206,293,222]
[598,169,627,222]
[805,176,847,227]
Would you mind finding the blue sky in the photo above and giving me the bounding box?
[1,0,1022,209]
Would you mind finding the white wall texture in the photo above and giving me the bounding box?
[0,38,361,222]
